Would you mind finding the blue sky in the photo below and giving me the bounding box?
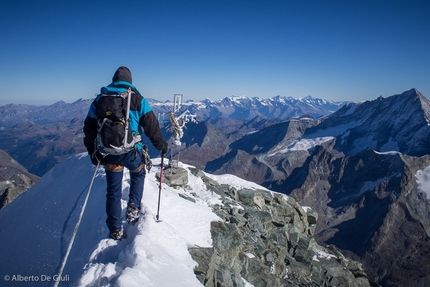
[1,0,429,105]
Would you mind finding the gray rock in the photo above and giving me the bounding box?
[0,149,39,208]
[159,167,188,188]
[188,167,373,287]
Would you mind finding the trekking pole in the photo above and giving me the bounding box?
[54,160,100,287]
[155,153,164,222]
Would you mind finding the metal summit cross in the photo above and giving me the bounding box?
[158,94,197,168]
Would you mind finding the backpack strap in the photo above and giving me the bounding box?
[124,88,132,145]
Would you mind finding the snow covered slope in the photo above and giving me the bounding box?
[0,153,374,287]
[0,154,260,286]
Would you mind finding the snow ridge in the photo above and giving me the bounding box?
[0,154,262,286]
[79,158,223,286]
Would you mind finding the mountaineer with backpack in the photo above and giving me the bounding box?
[83,66,168,240]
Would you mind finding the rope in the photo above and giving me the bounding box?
[54,161,100,287]
[168,111,183,145]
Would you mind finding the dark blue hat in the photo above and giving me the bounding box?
[112,66,132,84]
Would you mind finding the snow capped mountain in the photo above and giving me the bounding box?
[305,88,430,156]
[0,154,371,286]
[150,95,350,120]
[0,95,347,129]
[259,88,430,158]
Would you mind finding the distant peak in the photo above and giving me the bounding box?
[399,88,422,98]
[404,88,417,94]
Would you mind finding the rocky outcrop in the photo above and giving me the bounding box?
[0,149,39,208]
[186,168,373,287]
[0,174,33,208]
[161,166,189,188]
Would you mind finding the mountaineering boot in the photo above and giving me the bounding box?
[110,229,123,240]
[126,206,140,223]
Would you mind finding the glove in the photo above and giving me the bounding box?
[161,141,168,156]
[146,159,153,172]
[141,145,153,172]
[91,151,106,166]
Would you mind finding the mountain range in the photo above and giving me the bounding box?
[1,89,430,286]
[154,95,349,121]
[0,95,347,176]
[0,95,348,129]
[176,88,430,287]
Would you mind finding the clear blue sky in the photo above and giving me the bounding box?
[1,0,429,105]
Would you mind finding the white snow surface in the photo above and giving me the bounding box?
[416,166,430,199]
[311,250,337,262]
[268,121,362,156]
[0,153,264,286]
[268,136,335,156]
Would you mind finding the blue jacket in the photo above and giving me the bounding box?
[83,81,166,155]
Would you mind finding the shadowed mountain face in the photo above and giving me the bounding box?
[280,146,430,286]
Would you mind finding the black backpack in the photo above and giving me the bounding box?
[94,89,141,155]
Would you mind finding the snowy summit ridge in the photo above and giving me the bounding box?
[0,154,371,286]
[0,154,221,286]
